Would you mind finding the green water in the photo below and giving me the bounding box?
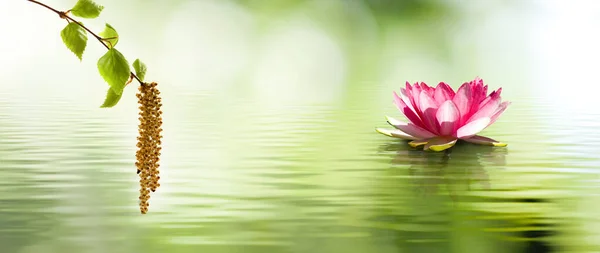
[1,0,599,252]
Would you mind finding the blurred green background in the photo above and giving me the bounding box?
[1,0,599,252]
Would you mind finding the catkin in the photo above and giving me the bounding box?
[135,82,163,214]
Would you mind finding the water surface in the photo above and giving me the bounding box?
[1,0,599,252]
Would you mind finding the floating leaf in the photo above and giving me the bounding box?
[99,23,118,48]
[60,22,87,60]
[132,59,147,82]
[70,0,104,19]
[97,48,130,95]
[100,87,123,108]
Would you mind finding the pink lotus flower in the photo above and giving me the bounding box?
[376,77,510,151]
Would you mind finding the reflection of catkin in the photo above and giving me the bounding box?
[135,82,163,214]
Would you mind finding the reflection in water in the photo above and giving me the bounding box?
[1,0,600,252]
[377,142,554,253]
[381,141,506,202]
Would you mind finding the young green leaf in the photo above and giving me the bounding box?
[60,22,88,60]
[132,59,147,82]
[70,0,104,19]
[100,87,123,108]
[99,23,119,48]
[97,48,130,95]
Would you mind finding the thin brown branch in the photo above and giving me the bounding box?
[27,0,61,16]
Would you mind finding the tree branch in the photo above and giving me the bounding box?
[27,0,143,85]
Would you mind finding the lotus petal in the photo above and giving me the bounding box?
[386,116,436,139]
[405,81,412,91]
[402,84,422,118]
[421,82,435,98]
[375,128,417,140]
[399,89,417,112]
[477,87,500,109]
[418,91,440,134]
[435,100,459,136]
[463,135,507,147]
[424,137,457,152]
[469,80,487,111]
[400,86,410,98]
[452,82,472,124]
[393,92,424,127]
[488,101,511,126]
[477,93,493,110]
[494,87,502,97]
[456,117,490,138]
[466,91,500,123]
[400,92,430,128]
[409,139,429,148]
[482,85,488,99]
[433,82,455,105]
[410,82,423,109]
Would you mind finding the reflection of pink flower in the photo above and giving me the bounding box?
[376,77,510,151]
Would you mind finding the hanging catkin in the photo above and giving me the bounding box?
[135,82,163,214]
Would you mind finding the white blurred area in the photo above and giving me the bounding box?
[526,0,600,114]
[0,1,122,114]
[1,0,599,108]
[159,0,255,91]
[159,0,348,107]
[0,0,352,111]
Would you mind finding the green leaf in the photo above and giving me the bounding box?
[97,48,130,95]
[100,87,123,108]
[70,0,104,19]
[99,23,119,48]
[60,22,87,60]
[132,59,147,82]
